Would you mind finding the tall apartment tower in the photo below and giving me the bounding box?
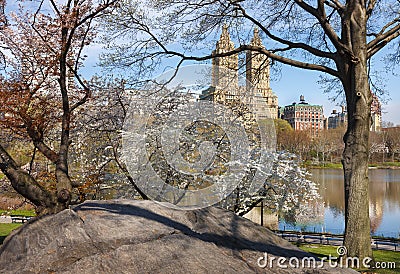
[370,93,382,132]
[203,25,278,119]
[210,24,239,103]
[246,28,278,119]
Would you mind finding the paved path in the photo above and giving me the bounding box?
[0,216,11,223]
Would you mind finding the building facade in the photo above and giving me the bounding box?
[201,25,278,120]
[328,106,347,129]
[283,95,324,137]
[209,24,239,104]
[327,92,382,132]
[245,28,278,119]
[370,93,382,132]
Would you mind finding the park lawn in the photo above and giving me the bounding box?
[299,244,400,273]
[0,209,35,245]
[0,209,36,217]
[0,223,23,245]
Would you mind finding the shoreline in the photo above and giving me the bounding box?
[305,164,400,170]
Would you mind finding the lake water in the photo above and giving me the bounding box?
[246,169,400,238]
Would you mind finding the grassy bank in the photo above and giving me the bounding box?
[0,209,35,244]
[0,209,36,217]
[369,162,400,169]
[305,162,343,169]
[0,223,22,244]
[305,161,400,169]
[299,244,400,273]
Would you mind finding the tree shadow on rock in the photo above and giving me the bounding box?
[74,201,316,260]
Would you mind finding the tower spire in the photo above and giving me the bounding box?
[216,24,235,51]
[221,24,229,39]
[250,27,263,47]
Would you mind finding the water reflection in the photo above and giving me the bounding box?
[246,169,400,238]
[243,205,279,230]
[313,169,400,237]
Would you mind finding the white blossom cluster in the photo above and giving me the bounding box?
[220,151,322,223]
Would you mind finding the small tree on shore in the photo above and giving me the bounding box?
[0,0,117,215]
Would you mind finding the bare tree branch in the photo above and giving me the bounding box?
[366,0,378,18]
[367,18,400,58]
[294,0,347,54]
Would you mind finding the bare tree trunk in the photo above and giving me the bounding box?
[342,74,373,259]
[337,1,373,261]
[342,94,372,259]
[0,144,61,215]
[55,17,74,206]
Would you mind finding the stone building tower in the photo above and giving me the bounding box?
[203,25,278,120]
[370,92,382,132]
[210,24,239,103]
[246,28,278,119]
[246,28,270,90]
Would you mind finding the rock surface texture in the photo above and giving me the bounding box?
[0,199,357,273]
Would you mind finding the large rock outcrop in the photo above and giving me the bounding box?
[0,200,356,273]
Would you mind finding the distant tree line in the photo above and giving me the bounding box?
[274,119,400,166]
[274,119,344,164]
[370,127,400,164]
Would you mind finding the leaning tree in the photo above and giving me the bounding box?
[102,0,400,259]
[0,0,117,214]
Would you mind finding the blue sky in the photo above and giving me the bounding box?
[5,1,399,125]
[82,45,399,125]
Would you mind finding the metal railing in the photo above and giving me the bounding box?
[274,230,400,252]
